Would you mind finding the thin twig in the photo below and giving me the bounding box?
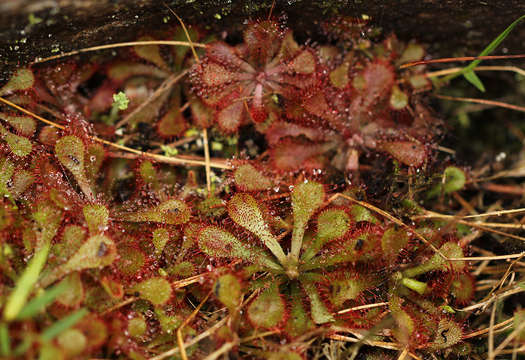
[463,318,514,339]
[203,341,237,360]
[172,274,207,289]
[176,291,212,360]
[425,65,525,78]
[488,299,497,360]
[399,54,525,69]
[397,347,409,360]
[435,94,525,113]
[100,297,137,316]
[459,287,524,312]
[420,208,525,220]
[0,96,232,170]
[148,316,228,360]
[165,4,200,64]
[203,128,212,193]
[491,320,525,358]
[32,40,207,65]
[338,302,389,315]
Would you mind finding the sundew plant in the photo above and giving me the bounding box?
[0,11,524,360]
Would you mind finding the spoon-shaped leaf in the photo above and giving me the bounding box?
[0,68,35,96]
[198,226,282,272]
[41,235,116,287]
[228,193,287,265]
[0,123,32,157]
[234,163,272,191]
[83,204,109,235]
[290,181,325,261]
[55,135,93,199]
[121,199,190,225]
[247,283,286,329]
[302,208,350,262]
[132,277,172,306]
[300,279,334,324]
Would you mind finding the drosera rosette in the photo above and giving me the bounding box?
[194,166,474,354]
[278,32,439,173]
[190,19,319,133]
[100,26,211,138]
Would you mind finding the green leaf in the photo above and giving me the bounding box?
[152,228,170,255]
[233,163,272,191]
[0,323,10,357]
[40,308,88,341]
[247,283,285,329]
[83,204,109,235]
[16,281,68,320]
[430,318,463,350]
[301,280,334,324]
[330,275,373,307]
[55,136,93,199]
[284,283,314,338]
[463,70,485,92]
[0,68,35,96]
[3,242,52,321]
[381,226,409,263]
[198,226,281,271]
[214,273,242,311]
[56,328,87,357]
[302,208,350,262]
[0,113,36,136]
[0,157,14,198]
[41,235,116,287]
[401,277,427,295]
[132,277,172,306]
[443,14,525,88]
[0,123,32,157]
[290,181,325,261]
[121,199,190,225]
[402,242,465,278]
[55,272,84,307]
[112,91,129,110]
[227,193,287,265]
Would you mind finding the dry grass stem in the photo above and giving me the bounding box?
[177,291,212,360]
[425,65,525,78]
[32,40,207,65]
[399,54,525,69]
[435,94,525,113]
[0,96,231,170]
[338,302,389,314]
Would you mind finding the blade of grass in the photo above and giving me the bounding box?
[16,281,68,320]
[0,323,10,357]
[40,308,88,342]
[442,14,525,90]
[2,243,51,321]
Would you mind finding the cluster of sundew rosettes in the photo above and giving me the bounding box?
[195,164,477,354]
[0,19,493,359]
[0,67,217,357]
[189,19,439,172]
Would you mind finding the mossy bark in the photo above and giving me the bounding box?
[0,0,524,79]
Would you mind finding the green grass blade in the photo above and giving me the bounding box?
[16,281,68,320]
[40,308,88,342]
[0,323,10,356]
[2,243,52,321]
[464,70,485,92]
[443,14,525,87]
